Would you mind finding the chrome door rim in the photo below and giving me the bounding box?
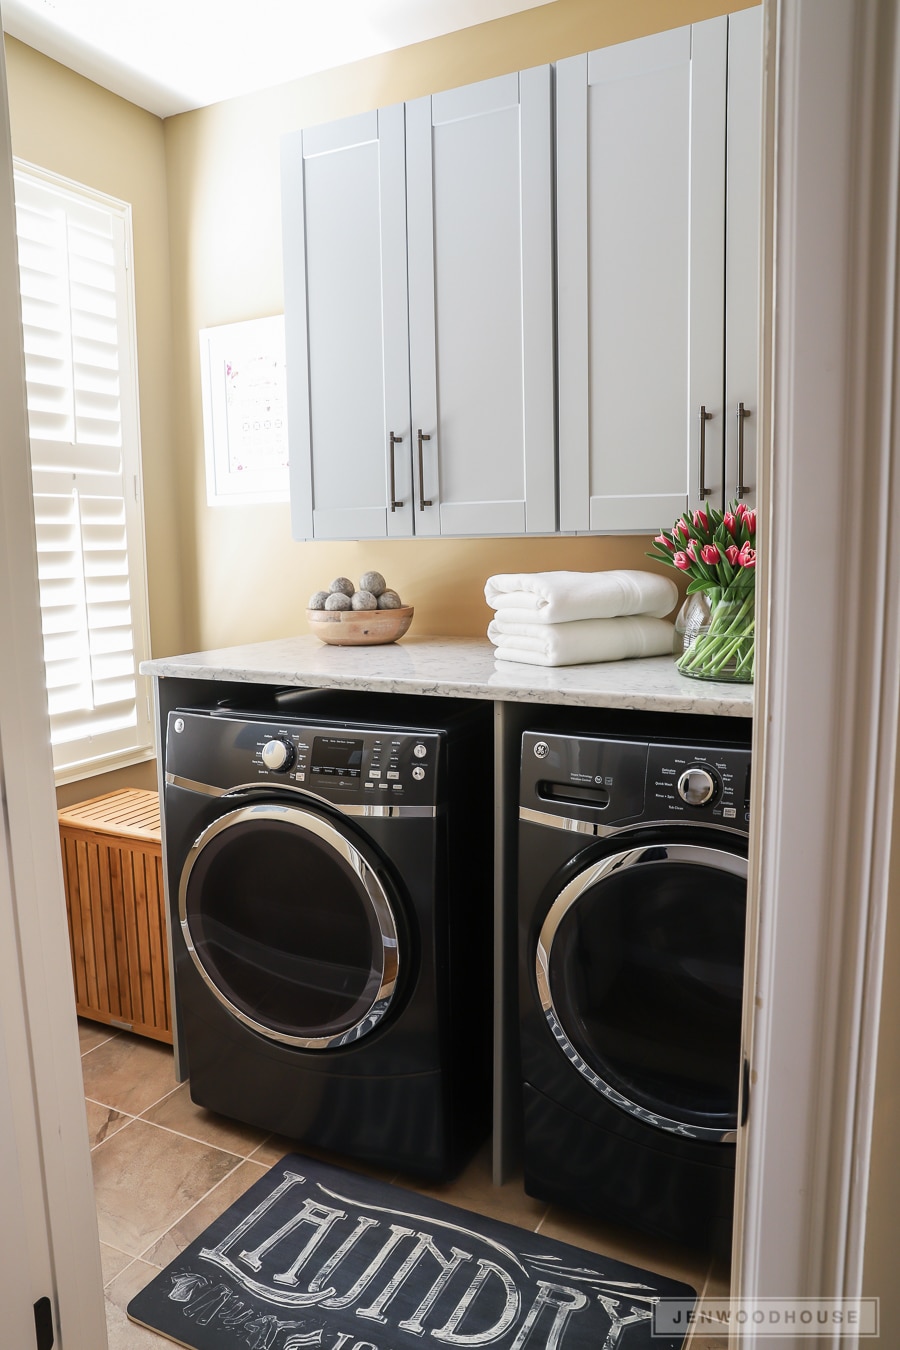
[179,802,400,1049]
[536,841,747,1143]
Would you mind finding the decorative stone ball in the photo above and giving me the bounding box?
[324,592,352,611]
[350,589,378,611]
[329,576,355,597]
[308,590,330,610]
[377,589,403,610]
[359,570,387,598]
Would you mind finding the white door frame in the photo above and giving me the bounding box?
[734,0,900,1342]
[0,26,108,1350]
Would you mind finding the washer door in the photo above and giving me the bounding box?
[179,802,401,1049]
[536,841,746,1142]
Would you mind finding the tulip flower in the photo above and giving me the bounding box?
[646,498,756,683]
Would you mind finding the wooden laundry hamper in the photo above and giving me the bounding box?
[58,788,172,1043]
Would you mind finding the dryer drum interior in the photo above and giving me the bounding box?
[537,843,747,1138]
[180,803,401,1050]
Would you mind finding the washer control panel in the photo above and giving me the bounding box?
[167,710,442,807]
[521,731,751,832]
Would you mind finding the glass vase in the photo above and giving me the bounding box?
[675,585,755,683]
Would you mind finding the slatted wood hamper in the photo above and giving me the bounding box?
[58,788,172,1043]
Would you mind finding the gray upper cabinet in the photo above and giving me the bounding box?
[281,68,555,541]
[556,9,762,532]
[281,12,761,542]
[724,6,763,510]
[281,106,412,541]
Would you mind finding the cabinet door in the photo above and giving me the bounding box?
[405,68,555,537]
[281,107,413,541]
[724,6,763,509]
[557,20,728,533]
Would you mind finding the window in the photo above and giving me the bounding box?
[13,162,153,783]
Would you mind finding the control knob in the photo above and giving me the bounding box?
[261,738,295,773]
[676,765,718,807]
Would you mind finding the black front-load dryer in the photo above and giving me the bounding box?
[163,691,492,1180]
[518,727,751,1251]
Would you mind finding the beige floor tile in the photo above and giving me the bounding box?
[140,1158,270,1268]
[401,1141,548,1232]
[105,1259,176,1349]
[141,1081,270,1156]
[82,1031,178,1116]
[78,1018,119,1054]
[537,1204,710,1293]
[100,1242,135,1287]
[92,1118,241,1257]
[86,1098,131,1149]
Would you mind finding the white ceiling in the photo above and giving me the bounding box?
[1,0,552,118]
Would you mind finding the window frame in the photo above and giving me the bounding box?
[13,158,154,785]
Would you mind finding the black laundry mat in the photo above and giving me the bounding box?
[127,1153,696,1350]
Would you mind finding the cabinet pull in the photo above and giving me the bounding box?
[417,429,433,510]
[698,405,713,501]
[737,402,752,500]
[388,432,403,511]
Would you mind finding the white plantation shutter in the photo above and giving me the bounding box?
[13,164,153,781]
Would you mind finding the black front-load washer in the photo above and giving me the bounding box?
[518,727,751,1250]
[162,690,492,1180]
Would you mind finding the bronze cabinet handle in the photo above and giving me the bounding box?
[417,429,433,510]
[388,432,403,511]
[737,402,751,499]
[698,405,713,501]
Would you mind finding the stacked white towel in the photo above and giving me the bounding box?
[484,570,678,667]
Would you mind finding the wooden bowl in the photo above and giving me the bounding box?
[307,605,414,646]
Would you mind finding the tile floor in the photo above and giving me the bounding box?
[81,1019,730,1349]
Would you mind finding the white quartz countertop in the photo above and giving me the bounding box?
[142,635,753,717]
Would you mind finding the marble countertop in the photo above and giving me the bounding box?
[142,634,753,717]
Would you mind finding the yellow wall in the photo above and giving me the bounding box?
[163,0,755,651]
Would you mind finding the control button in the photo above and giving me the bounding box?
[364,782,375,790]
[413,743,427,759]
[379,782,389,790]
[262,738,294,772]
[392,784,403,792]
[723,806,737,818]
[369,770,382,779]
[295,772,306,782]
[412,766,425,781]
[676,766,718,807]
[387,771,400,780]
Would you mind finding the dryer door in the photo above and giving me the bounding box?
[536,841,746,1142]
[179,802,401,1049]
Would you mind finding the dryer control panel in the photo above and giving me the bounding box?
[521,731,751,833]
[166,710,443,808]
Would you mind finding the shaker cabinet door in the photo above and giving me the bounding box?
[557,20,728,533]
[405,67,555,537]
[724,6,763,510]
[281,106,413,541]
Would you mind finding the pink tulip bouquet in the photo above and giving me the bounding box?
[647,502,756,682]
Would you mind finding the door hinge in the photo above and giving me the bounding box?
[33,1296,54,1349]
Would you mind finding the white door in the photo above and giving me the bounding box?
[405,68,555,537]
[0,37,107,1349]
[724,6,763,509]
[281,105,413,540]
[557,20,728,533]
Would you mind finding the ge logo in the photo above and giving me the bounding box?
[533,741,550,759]
[595,775,603,784]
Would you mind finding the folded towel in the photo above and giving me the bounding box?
[483,569,678,623]
[487,615,675,667]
